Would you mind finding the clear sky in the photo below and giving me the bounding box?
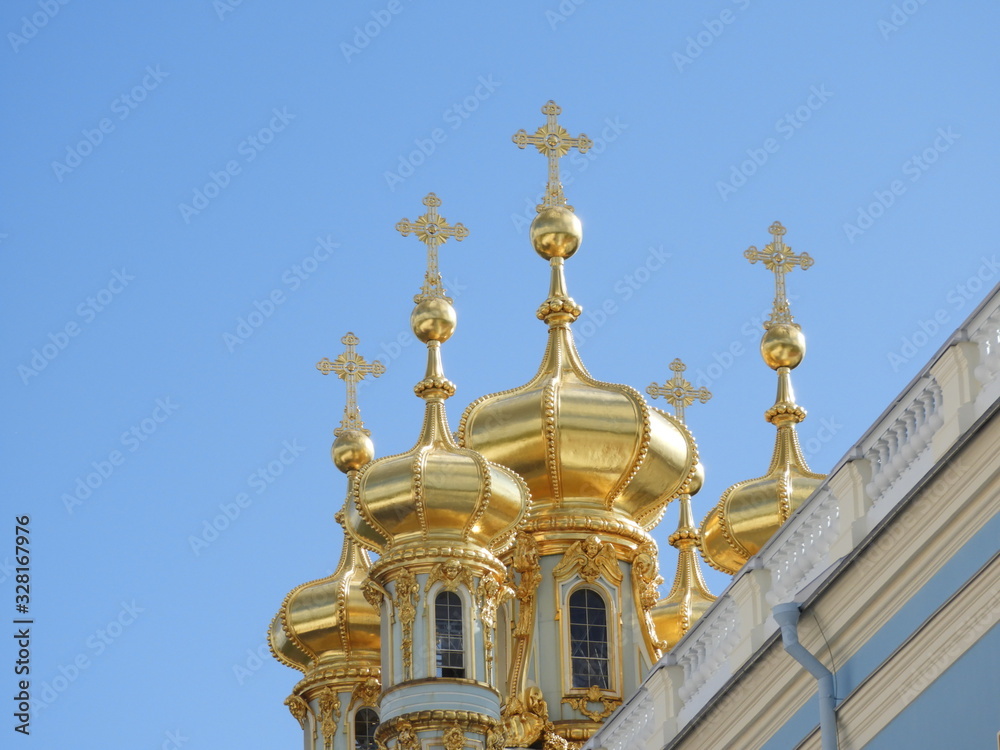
[3,1,999,747]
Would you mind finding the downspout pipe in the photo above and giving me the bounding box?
[772,602,838,750]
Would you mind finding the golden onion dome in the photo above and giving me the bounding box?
[652,463,716,651]
[347,289,530,561]
[701,226,825,574]
[269,512,381,673]
[458,208,697,541]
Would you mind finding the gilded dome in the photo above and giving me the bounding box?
[347,296,531,561]
[459,212,697,538]
[269,521,381,673]
[701,221,825,575]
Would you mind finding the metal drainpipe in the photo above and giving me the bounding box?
[772,602,838,750]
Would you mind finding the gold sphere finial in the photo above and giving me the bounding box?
[761,323,806,370]
[332,429,374,473]
[530,206,582,260]
[411,297,457,343]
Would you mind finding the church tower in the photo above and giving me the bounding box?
[700,222,826,573]
[268,332,385,750]
[344,195,532,750]
[458,103,699,749]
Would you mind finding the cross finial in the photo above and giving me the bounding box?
[512,100,592,212]
[316,332,385,436]
[647,358,712,424]
[396,193,468,304]
[744,221,814,328]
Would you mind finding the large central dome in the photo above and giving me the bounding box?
[458,207,697,544]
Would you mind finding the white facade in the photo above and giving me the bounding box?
[587,283,1000,749]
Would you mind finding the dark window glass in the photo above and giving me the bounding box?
[355,708,379,750]
[435,591,465,678]
[568,588,609,689]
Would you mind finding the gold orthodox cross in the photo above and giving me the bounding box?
[647,358,711,424]
[512,100,592,211]
[396,193,468,304]
[744,221,814,328]
[316,332,385,436]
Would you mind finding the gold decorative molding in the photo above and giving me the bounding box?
[362,578,390,612]
[561,686,621,723]
[630,539,667,659]
[442,722,466,750]
[284,693,311,729]
[348,675,381,712]
[396,720,420,750]
[486,724,507,750]
[394,568,420,681]
[506,533,542,726]
[318,687,342,750]
[502,686,549,749]
[552,535,623,584]
[477,570,512,684]
[425,559,476,595]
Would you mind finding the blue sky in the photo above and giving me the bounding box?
[2,1,999,747]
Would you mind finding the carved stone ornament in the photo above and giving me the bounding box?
[551,535,622,584]
[561,685,622,722]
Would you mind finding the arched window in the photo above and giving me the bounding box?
[568,588,609,689]
[355,708,379,750]
[435,590,465,678]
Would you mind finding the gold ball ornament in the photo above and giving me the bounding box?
[530,206,582,260]
[332,430,374,473]
[410,298,457,343]
[761,323,806,370]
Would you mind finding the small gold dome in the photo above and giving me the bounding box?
[411,298,457,343]
[332,430,374,473]
[530,206,582,260]
[761,323,805,370]
[685,461,705,496]
[348,401,530,557]
[269,531,380,674]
